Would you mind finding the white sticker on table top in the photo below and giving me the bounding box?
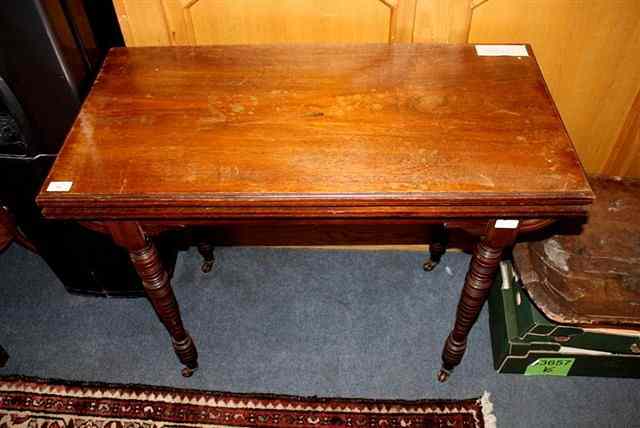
[475,45,529,57]
[46,181,73,192]
[495,219,519,229]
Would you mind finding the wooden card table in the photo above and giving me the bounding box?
[37,44,593,380]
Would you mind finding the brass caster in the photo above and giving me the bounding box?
[423,260,438,272]
[437,368,450,383]
[181,366,198,377]
[201,260,214,273]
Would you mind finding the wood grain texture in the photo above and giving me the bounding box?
[389,0,417,43]
[37,44,592,219]
[603,88,640,177]
[468,0,640,176]
[115,0,393,46]
[113,0,473,46]
[413,0,472,43]
[112,0,171,46]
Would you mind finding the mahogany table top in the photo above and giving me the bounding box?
[38,44,593,219]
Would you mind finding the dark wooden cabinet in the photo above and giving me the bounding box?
[0,1,166,297]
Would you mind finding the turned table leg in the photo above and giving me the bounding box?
[109,222,198,377]
[438,221,517,382]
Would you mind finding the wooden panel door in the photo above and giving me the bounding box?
[112,0,425,45]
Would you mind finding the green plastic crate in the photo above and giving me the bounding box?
[488,262,640,378]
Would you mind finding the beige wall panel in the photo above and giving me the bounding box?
[414,0,472,43]
[160,0,196,45]
[186,0,391,44]
[632,156,640,178]
[114,0,396,46]
[390,0,418,43]
[604,89,640,177]
[468,0,640,175]
[113,0,171,46]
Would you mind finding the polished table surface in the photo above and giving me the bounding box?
[37,44,593,379]
[39,44,591,218]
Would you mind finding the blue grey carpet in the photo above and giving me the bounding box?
[1,245,638,427]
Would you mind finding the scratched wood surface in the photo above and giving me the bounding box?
[38,44,592,218]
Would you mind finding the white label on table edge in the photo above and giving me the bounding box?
[46,181,73,192]
[495,219,519,229]
[475,45,529,57]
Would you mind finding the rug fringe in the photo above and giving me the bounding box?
[480,391,497,428]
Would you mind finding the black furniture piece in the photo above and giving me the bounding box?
[0,0,177,297]
[0,344,7,367]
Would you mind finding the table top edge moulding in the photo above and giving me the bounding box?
[38,191,593,220]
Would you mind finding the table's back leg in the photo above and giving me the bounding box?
[423,224,447,272]
[196,241,215,273]
[109,222,198,377]
[438,222,517,382]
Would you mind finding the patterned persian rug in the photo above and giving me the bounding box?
[0,376,495,428]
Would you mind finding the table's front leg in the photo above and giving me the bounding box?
[108,222,198,377]
[438,220,518,382]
